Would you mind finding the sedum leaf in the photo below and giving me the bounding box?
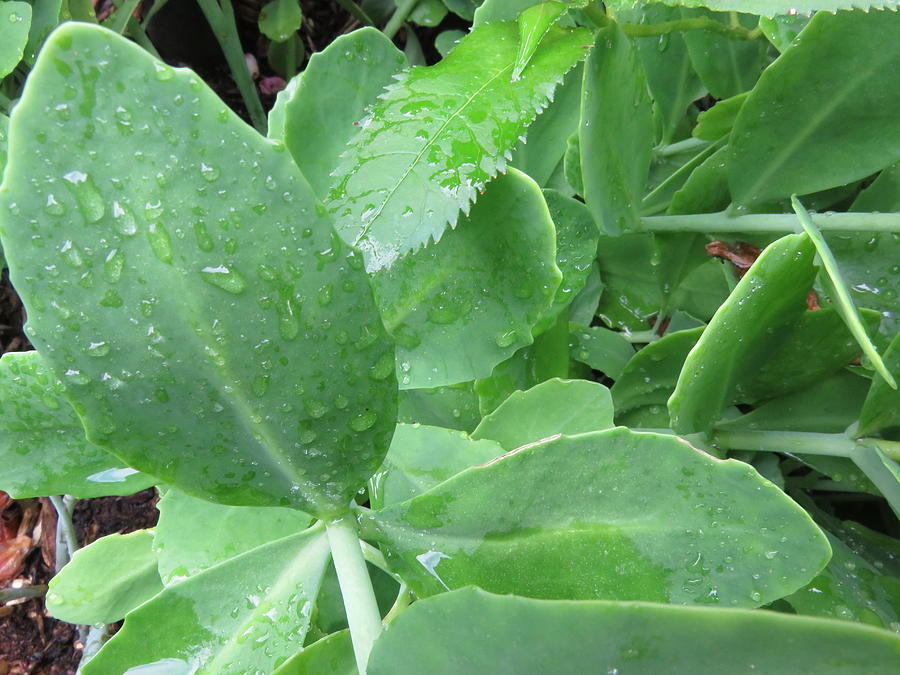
[363,428,830,606]
[327,20,591,271]
[569,325,636,379]
[858,331,900,436]
[0,1,30,79]
[0,350,154,499]
[367,587,900,674]
[512,1,568,81]
[274,630,356,674]
[46,530,162,625]
[605,1,900,15]
[84,523,331,675]
[0,24,397,517]
[258,0,302,43]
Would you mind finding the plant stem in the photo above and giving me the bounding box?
[360,540,403,584]
[384,0,419,40]
[336,0,375,26]
[107,0,143,34]
[195,0,267,133]
[712,430,857,457]
[78,623,110,670]
[642,138,723,215]
[0,584,47,602]
[641,211,900,234]
[125,17,162,58]
[326,516,383,675]
[383,584,411,624]
[621,17,758,40]
[49,495,78,572]
[622,330,658,344]
[583,3,611,29]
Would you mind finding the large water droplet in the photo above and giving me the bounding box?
[103,248,124,283]
[349,410,377,431]
[112,200,137,235]
[63,170,105,223]
[147,222,173,264]
[200,265,247,294]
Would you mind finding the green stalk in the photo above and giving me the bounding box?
[384,0,419,40]
[622,330,658,344]
[654,136,709,158]
[195,0,267,133]
[0,585,47,602]
[326,516,383,675]
[641,211,900,234]
[791,196,896,389]
[621,17,758,40]
[125,17,161,58]
[712,430,857,457]
[49,495,79,572]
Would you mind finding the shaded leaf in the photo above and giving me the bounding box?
[569,325,635,379]
[0,1,31,79]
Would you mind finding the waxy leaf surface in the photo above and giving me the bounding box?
[373,169,560,389]
[84,524,331,675]
[0,1,30,79]
[0,351,153,499]
[274,630,355,674]
[367,587,900,674]
[364,428,830,606]
[0,24,397,517]
[47,530,162,624]
[729,9,900,206]
[328,20,591,271]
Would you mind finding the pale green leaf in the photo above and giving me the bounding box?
[606,1,900,15]
[258,0,302,42]
[569,325,636,379]
[0,1,31,78]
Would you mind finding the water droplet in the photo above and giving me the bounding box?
[349,410,377,431]
[305,399,327,418]
[200,265,247,294]
[252,374,270,397]
[63,170,105,223]
[59,240,85,269]
[200,162,220,182]
[103,248,124,283]
[154,63,175,81]
[495,330,517,348]
[277,294,300,341]
[86,341,110,357]
[44,193,65,216]
[147,222,173,264]
[112,201,137,235]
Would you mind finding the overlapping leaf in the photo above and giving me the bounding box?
[0,1,30,79]
[327,20,591,271]
[605,1,900,14]
[0,24,396,517]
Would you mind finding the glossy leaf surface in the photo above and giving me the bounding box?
[85,524,331,675]
[47,530,162,624]
[364,428,830,605]
[154,488,312,585]
[0,24,397,516]
[0,351,153,499]
[729,9,900,206]
[328,20,591,271]
[275,630,356,675]
[370,423,503,509]
[367,587,900,674]
[471,378,614,449]
[580,23,653,234]
[270,28,406,199]
[373,169,560,389]
[0,1,30,78]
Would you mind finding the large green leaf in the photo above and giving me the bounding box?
[728,9,900,206]
[84,523,331,675]
[0,23,397,517]
[568,325,636,379]
[269,28,406,199]
[154,488,312,585]
[369,423,504,509]
[606,1,900,15]
[367,587,900,674]
[373,169,560,389]
[0,350,154,498]
[859,331,900,436]
[471,378,614,449]
[580,23,653,234]
[46,530,162,624]
[363,428,830,606]
[327,20,591,271]
[0,1,30,78]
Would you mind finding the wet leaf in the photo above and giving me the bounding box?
[373,169,560,389]
[0,351,154,499]
[269,28,406,199]
[0,1,30,78]
[471,378,614,450]
[512,1,568,81]
[397,382,481,432]
[274,630,356,674]
[258,0,302,43]
[154,488,312,585]
[729,9,900,206]
[46,530,162,625]
[0,24,397,517]
[693,94,747,141]
[367,587,900,674]
[84,523,331,675]
[363,428,830,606]
[569,325,635,379]
[328,20,591,271]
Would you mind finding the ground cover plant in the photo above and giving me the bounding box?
[1,0,900,672]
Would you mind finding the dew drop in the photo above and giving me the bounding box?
[349,410,377,431]
[200,265,248,295]
[147,222,173,264]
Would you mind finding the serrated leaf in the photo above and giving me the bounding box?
[0,351,154,499]
[605,1,900,15]
[363,428,831,605]
[513,1,568,81]
[367,588,900,674]
[0,1,31,79]
[46,530,162,625]
[0,24,397,517]
[84,524,331,675]
[327,20,591,271]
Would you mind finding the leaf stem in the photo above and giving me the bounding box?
[49,495,78,572]
[641,211,900,234]
[326,515,383,675]
[384,0,419,40]
[336,0,375,27]
[622,329,658,344]
[0,584,47,602]
[711,430,857,458]
[195,0,267,133]
[360,540,404,584]
[383,583,412,624]
[654,137,709,158]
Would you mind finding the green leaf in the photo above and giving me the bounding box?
[606,1,900,16]
[569,325,636,379]
[46,530,162,624]
[851,442,900,518]
[397,382,481,432]
[369,424,504,509]
[258,0,302,42]
[408,0,447,26]
[154,488,312,585]
[580,23,653,234]
[441,0,479,20]
[474,345,542,415]
[266,34,305,80]
[594,234,660,329]
[0,113,8,172]
[0,351,154,499]
[0,24,397,517]
[373,169,560,389]
[693,93,747,141]
[471,378,614,449]
[269,28,406,199]
[759,12,810,52]
[367,588,900,675]
[275,630,356,675]
[434,29,464,57]
[23,0,62,65]
[328,20,591,271]
[729,9,900,207]
[474,0,548,25]
[363,428,830,605]
[0,1,31,79]
[513,1,568,81]
[859,332,900,436]
[84,524,331,675]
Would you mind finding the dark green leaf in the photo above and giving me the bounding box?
[0,1,31,78]
[408,0,447,26]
